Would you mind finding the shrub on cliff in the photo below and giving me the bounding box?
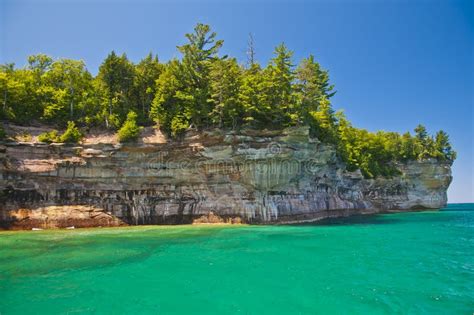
[59,121,83,143]
[39,122,82,144]
[37,123,82,144]
[117,111,142,143]
[38,130,59,143]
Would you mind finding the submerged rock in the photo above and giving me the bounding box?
[0,127,452,229]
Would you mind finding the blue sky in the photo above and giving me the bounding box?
[1,0,473,202]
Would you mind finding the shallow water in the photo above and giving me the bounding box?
[0,204,473,314]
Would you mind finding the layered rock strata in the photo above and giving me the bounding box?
[0,127,452,229]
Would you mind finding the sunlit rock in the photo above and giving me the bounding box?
[0,127,452,229]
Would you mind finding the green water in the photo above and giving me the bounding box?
[0,204,473,314]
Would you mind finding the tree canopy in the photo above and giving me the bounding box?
[0,23,455,178]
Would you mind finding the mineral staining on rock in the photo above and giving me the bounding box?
[0,127,452,229]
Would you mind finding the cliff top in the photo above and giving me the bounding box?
[3,123,166,145]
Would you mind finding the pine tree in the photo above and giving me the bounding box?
[239,64,264,127]
[133,53,162,123]
[177,23,223,129]
[434,130,456,162]
[400,132,417,161]
[310,97,338,144]
[97,51,135,128]
[264,43,295,126]
[414,124,434,159]
[295,55,336,124]
[209,58,243,129]
[150,60,186,136]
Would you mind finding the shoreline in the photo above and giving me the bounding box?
[0,222,250,234]
[0,207,445,233]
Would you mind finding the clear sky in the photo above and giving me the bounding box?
[1,0,473,202]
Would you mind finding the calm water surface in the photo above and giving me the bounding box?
[0,204,473,314]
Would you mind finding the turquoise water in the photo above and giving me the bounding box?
[0,204,473,314]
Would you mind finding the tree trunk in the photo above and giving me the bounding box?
[69,87,74,119]
[3,89,7,111]
[105,98,112,129]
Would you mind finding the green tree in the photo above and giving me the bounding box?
[261,43,295,126]
[309,97,338,144]
[42,59,93,125]
[400,132,417,161]
[38,130,59,143]
[7,54,56,123]
[208,58,243,129]
[335,111,357,168]
[27,54,53,76]
[414,124,428,142]
[0,64,19,119]
[0,65,40,123]
[133,53,162,122]
[177,23,223,129]
[150,60,187,136]
[414,124,435,159]
[27,55,54,121]
[117,111,142,143]
[335,113,402,178]
[434,130,456,162]
[239,64,265,127]
[59,121,83,143]
[295,55,336,124]
[97,51,136,128]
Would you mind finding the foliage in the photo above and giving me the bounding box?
[335,114,454,178]
[0,23,456,177]
[434,130,456,161]
[150,60,186,135]
[309,97,338,144]
[176,23,223,128]
[43,59,95,126]
[38,130,59,143]
[59,121,83,143]
[38,122,82,144]
[262,43,295,126]
[209,58,243,128]
[97,51,136,128]
[295,55,335,125]
[133,53,163,124]
[117,111,142,143]
[239,64,264,127]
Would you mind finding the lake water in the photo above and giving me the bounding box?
[0,204,473,314]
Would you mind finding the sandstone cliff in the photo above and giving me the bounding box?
[0,127,452,229]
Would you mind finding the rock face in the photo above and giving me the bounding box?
[0,127,452,229]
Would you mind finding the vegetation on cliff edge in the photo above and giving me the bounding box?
[117,111,143,143]
[37,121,83,144]
[0,24,455,178]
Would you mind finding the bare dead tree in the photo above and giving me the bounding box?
[246,33,256,67]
